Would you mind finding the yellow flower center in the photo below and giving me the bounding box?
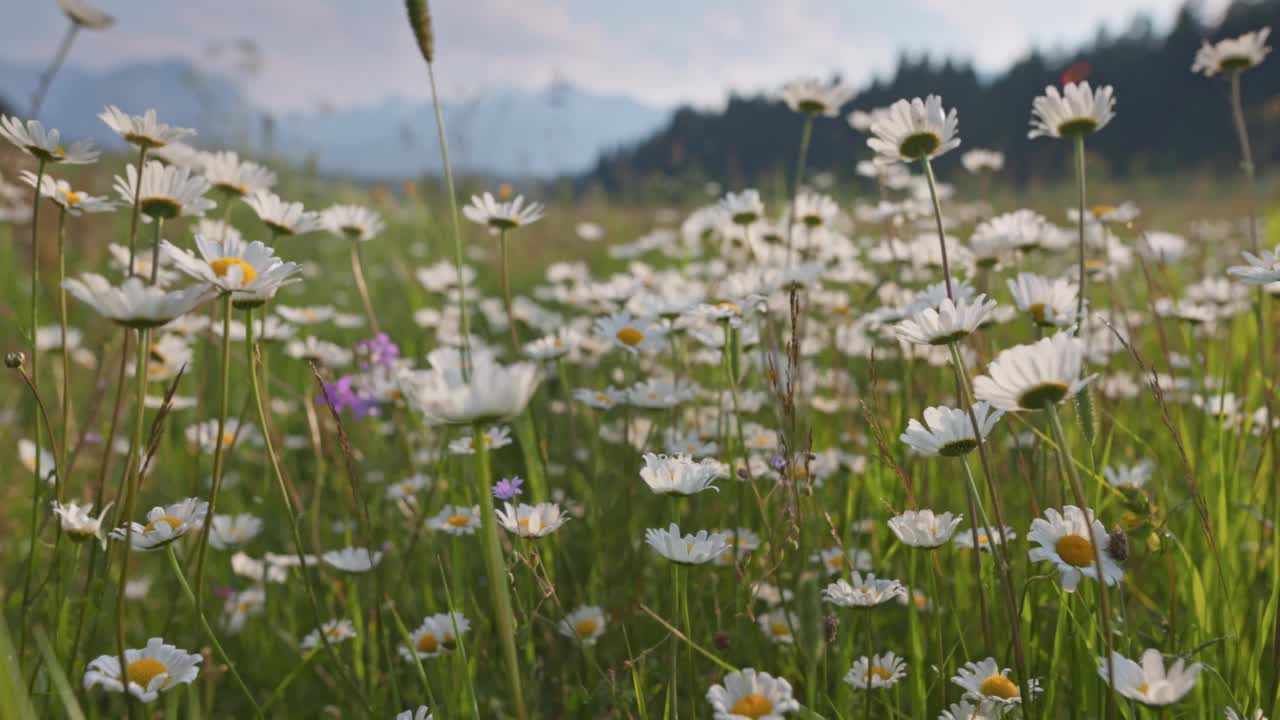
[1090,205,1116,219]
[730,693,773,718]
[53,145,66,157]
[827,554,845,570]
[222,432,236,447]
[1055,533,1096,568]
[125,658,168,688]
[594,393,610,403]
[415,632,438,653]
[61,189,82,206]
[979,674,1020,700]
[616,327,645,346]
[868,665,894,681]
[1028,303,1048,324]
[977,534,990,545]
[446,515,472,528]
[770,622,792,637]
[574,619,599,637]
[208,257,258,284]
[1135,682,1149,695]
[143,516,183,534]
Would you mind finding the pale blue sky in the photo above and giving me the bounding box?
[1,0,1230,111]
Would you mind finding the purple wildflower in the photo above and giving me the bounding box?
[493,476,524,501]
[320,375,380,418]
[356,332,400,371]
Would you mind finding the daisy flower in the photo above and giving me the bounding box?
[812,546,872,575]
[245,189,323,237]
[0,116,99,164]
[973,333,1095,411]
[395,707,433,720]
[63,275,212,330]
[1098,649,1201,706]
[939,700,999,720]
[163,234,302,304]
[1192,27,1271,76]
[1028,82,1116,139]
[207,513,264,550]
[463,192,545,230]
[524,330,575,361]
[184,418,260,453]
[400,351,540,425]
[400,613,470,660]
[558,605,607,646]
[574,387,627,410]
[113,160,215,220]
[1028,505,1124,592]
[645,523,730,565]
[19,438,56,484]
[706,668,799,720]
[222,587,265,634]
[447,424,513,455]
[822,572,908,608]
[1226,709,1268,720]
[895,295,998,345]
[954,526,1017,552]
[384,474,431,501]
[1007,272,1080,328]
[321,547,383,573]
[973,209,1047,253]
[952,657,1039,709]
[757,608,799,645]
[110,498,208,551]
[19,171,115,215]
[52,500,112,546]
[427,504,481,535]
[720,189,765,225]
[321,204,385,241]
[285,336,353,367]
[1103,459,1154,488]
[638,452,721,496]
[866,95,960,165]
[199,150,275,197]
[301,619,357,650]
[594,311,668,354]
[58,0,115,29]
[790,191,839,227]
[1228,245,1280,285]
[83,637,201,703]
[495,502,569,538]
[900,402,1002,457]
[888,509,963,549]
[961,148,1004,173]
[845,652,907,690]
[99,106,194,149]
[782,76,854,117]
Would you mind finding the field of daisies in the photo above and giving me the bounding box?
[2,4,1279,720]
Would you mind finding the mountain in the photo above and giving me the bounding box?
[0,60,671,179]
[582,0,1280,195]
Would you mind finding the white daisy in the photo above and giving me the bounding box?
[222,587,265,634]
[1007,273,1080,328]
[62,275,214,329]
[952,657,1039,708]
[973,209,1047,253]
[113,160,215,220]
[83,637,201,703]
[163,234,302,304]
[900,402,1002,457]
[384,474,431,502]
[973,333,1095,411]
[1228,245,1280,285]
[58,0,115,28]
[99,106,195,149]
[19,171,115,215]
[0,116,99,164]
[399,351,541,425]
[1028,82,1116,139]
[574,386,627,410]
[301,619,357,650]
[706,668,799,720]
[321,204,385,241]
[321,546,383,573]
[953,526,1017,552]
[19,438,57,485]
[427,504,481,535]
[463,192,545,230]
[199,150,276,197]
[822,572,907,608]
[939,700,999,720]
[1028,505,1124,592]
[51,500,112,546]
[1103,459,1154,489]
[399,613,470,660]
[495,502,569,538]
[781,77,855,117]
[895,295,997,345]
[756,608,799,645]
[1192,27,1271,76]
[110,498,209,551]
[845,652,907,690]
[888,509,963,549]
[395,706,433,720]
[645,523,730,565]
[593,311,668,355]
[207,513,264,550]
[720,189,765,226]
[558,605,607,646]
[245,190,323,237]
[867,95,960,165]
[285,336,353,367]
[1098,649,1201,706]
[961,148,1004,173]
[812,546,872,576]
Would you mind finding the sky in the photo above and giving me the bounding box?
[1,0,1233,113]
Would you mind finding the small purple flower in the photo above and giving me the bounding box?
[769,454,787,471]
[320,375,380,418]
[493,476,524,501]
[356,332,400,371]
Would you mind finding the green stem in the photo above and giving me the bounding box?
[786,114,814,268]
[18,157,48,659]
[921,156,953,299]
[192,293,233,608]
[166,546,262,715]
[498,229,520,354]
[474,422,529,720]
[426,60,472,376]
[349,239,381,335]
[125,147,147,274]
[1073,133,1088,334]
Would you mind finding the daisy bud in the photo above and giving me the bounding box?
[713,630,731,651]
[405,0,435,63]
[823,613,839,644]
[1107,528,1129,563]
[5,352,24,369]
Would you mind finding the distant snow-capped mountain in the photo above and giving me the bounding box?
[0,58,671,179]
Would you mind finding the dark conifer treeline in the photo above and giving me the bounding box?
[582,0,1280,195]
